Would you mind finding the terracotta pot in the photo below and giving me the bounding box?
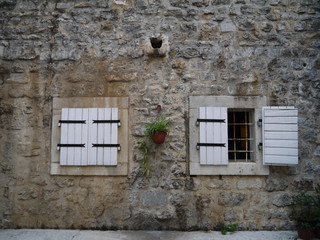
[314,228,320,238]
[151,131,167,144]
[298,229,313,240]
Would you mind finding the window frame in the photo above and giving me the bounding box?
[189,96,270,176]
[50,97,129,176]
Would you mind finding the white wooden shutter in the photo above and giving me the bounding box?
[198,107,228,165]
[59,108,119,166]
[59,108,87,166]
[262,106,298,165]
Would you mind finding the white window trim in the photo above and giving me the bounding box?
[189,96,270,176]
[51,97,129,176]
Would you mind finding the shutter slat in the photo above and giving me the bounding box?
[264,132,298,140]
[264,147,298,156]
[81,108,89,165]
[60,108,68,165]
[67,108,76,165]
[220,108,228,165]
[110,108,118,166]
[206,107,215,164]
[96,108,105,165]
[88,108,98,165]
[212,108,222,164]
[264,109,297,117]
[199,107,207,165]
[104,108,112,165]
[73,109,83,165]
[264,124,298,132]
[262,107,298,165]
[264,116,297,124]
[265,139,298,148]
[264,155,297,165]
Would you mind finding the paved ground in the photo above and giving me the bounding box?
[0,229,299,240]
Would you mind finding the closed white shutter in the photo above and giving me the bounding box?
[59,108,119,166]
[59,108,87,166]
[262,106,298,165]
[198,107,228,165]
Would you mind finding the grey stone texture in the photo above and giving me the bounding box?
[0,0,319,231]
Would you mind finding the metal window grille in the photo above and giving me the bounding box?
[228,110,253,162]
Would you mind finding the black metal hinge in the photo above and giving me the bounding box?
[57,143,85,150]
[93,120,121,126]
[92,144,121,150]
[196,143,226,150]
[58,120,86,126]
[196,119,225,126]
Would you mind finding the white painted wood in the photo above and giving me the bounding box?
[88,108,98,165]
[73,108,83,165]
[264,139,298,148]
[198,107,228,165]
[96,108,105,165]
[264,155,298,165]
[264,109,297,117]
[206,107,214,164]
[264,116,298,124]
[110,108,118,166]
[220,107,228,165]
[264,147,298,156]
[262,107,298,165]
[199,107,207,165]
[60,108,68,165]
[104,108,112,166]
[264,124,298,132]
[67,108,76,165]
[264,131,298,140]
[81,108,89,165]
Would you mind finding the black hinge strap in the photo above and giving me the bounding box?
[59,120,86,124]
[196,119,225,125]
[92,144,121,150]
[93,120,120,123]
[197,143,226,150]
[57,144,85,147]
[92,120,121,126]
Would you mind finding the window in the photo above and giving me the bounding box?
[51,97,129,176]
[189,96,298,176]
[228,109,253,162]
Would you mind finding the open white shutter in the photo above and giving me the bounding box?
[198,107,228,165]
[262,106,298,165]
[59,108,87,166]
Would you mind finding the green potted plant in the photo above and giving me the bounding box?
[145,116,171,144]
[313,184,320,238]
[291,191,317,240]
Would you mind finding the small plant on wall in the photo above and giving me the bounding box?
[137,116,171,176]
[145,116,170,144]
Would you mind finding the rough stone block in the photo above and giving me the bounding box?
[141,190,167,207]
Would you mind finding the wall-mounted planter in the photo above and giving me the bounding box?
[151,131,167,144]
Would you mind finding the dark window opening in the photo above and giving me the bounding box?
[228,110,253,162]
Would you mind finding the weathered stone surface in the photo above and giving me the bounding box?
[141,190,167,207]
[0,0,319,231]
[218,192,246,207]
[272,193,293,207]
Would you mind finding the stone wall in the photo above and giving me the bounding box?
[0,0,319,230]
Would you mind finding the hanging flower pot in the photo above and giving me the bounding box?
[145,116,170,145]
[152,131,167,144]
